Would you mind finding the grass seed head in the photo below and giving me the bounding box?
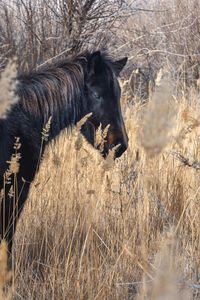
[0,60,18,119]
[138,70,177,158]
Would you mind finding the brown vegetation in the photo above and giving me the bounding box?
[0,73,199,298]
[1,0,200,299]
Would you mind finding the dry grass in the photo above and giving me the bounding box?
[0,61,17,119]
[1,1,200,298]
[0,240,13,300]
[0,83,195,299]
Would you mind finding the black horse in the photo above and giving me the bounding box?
[0,50,128,253]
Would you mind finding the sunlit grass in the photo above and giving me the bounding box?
[1,66,200,299]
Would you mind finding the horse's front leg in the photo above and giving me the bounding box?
[0,176,31,255]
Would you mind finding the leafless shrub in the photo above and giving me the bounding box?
[0,0,127,71]
[114,0,200,97]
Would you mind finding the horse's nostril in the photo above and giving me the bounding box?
[106,129,128,158]
[114,143,127,158]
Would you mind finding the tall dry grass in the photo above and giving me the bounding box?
[0,1,200,298]
[0,241,13,300]
[0,60,17,119]
[0,76,195,299]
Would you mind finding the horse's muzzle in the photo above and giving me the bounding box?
[106,128,128,159]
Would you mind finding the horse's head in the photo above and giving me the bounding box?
[82,51,128,159]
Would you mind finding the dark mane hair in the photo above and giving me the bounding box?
[16,51,116,136]
[18,54,86,122]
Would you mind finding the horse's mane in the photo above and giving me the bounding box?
[16,51,115,127]
[16,52,90,126]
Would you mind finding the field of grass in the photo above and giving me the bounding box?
[0,0,200,298]
[0,73,199,299]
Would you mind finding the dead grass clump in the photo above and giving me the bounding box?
[2,89,199,299]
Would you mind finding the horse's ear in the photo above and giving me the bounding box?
[88,51,102,75]
[113,57,128,76]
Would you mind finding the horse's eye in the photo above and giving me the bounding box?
[93,91,102,100]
